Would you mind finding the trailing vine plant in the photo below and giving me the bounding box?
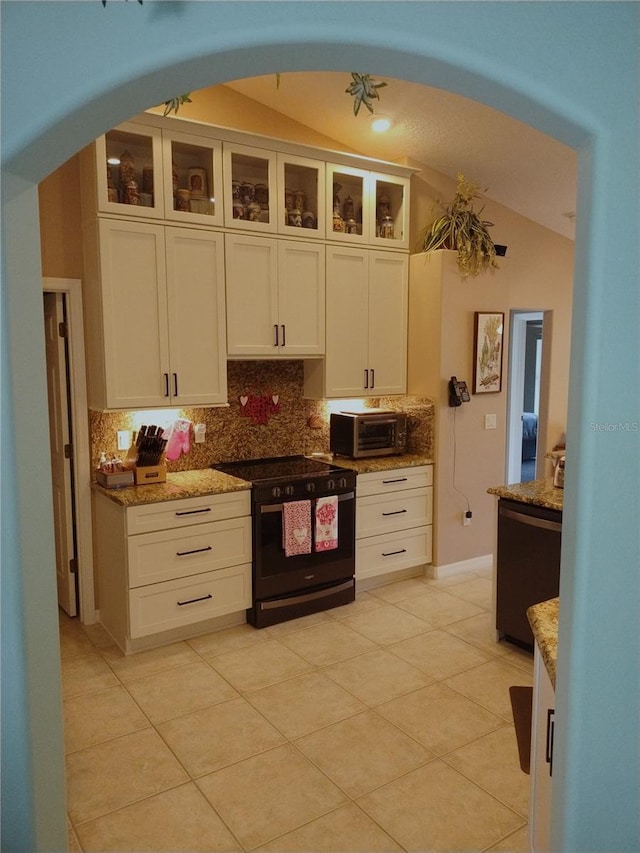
[421,173,499,279]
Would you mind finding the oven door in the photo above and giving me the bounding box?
[253,491,355,600]
[355,417,398,457]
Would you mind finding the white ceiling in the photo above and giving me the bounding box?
[225,72,577,240]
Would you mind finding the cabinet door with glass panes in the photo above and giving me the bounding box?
[162,130,223,227]
[222,143,277,233]
[277,153,326,238]
[325,164,369,244]
[367,173,410,249]
[95,122,165,220]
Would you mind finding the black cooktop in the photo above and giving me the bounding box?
[214,455,352,484]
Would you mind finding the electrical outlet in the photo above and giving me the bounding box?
[462,510,473,526]
[117,430,130,451]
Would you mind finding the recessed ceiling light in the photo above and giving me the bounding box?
[371,115,392,133]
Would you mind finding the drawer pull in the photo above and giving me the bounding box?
[177,593,213,607]
[175,508,212,517]
[382,509,407,516]
[382,548,407,557]
[176,546,213,557]
[382,477,408,484]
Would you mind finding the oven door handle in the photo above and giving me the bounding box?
[260,491,355,513]
[259,580,354,610]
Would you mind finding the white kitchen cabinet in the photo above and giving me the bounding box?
[93,490,252,652]
[82,218,227,409]
[83,121,225,226]
[304,246,408,398]
[529,643,555,852]
[225,233,325,358]
[356,465,433,582]
[277,153,326,238]
[327,164,410,249]
[222,141,277,233]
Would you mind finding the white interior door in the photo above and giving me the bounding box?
[43,292,77,616]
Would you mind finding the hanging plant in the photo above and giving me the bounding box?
[345,73,387,116]
[422,173,499,279]
[162,94,193,116]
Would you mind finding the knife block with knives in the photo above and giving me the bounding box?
[131,425,168,485]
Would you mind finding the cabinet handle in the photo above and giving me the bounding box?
[176,545,213,557]
[175,508,212,517]
[383,477,408,484]
[163,373,170,397]
[281,324,286,347]
[546,708,555,776]
[177,593,213,607]
[274,324,279,347]
[382,548,407,557]
[371,368,375,389]
[382,509,408,516]
[173,373,178,397]
[364,369,369,389]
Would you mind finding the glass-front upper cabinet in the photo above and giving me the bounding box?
[326,164,368,244]
[368,173,410,249]
[277,154,325,238]
[96,122,165,219]
[222,143,277,233]
[162,130,223,226]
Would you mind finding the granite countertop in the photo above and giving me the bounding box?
[527,597,559,688]
[93,454,433,506]
[92,468,251,507]
[487,478,563,512]
[331,453,434,475]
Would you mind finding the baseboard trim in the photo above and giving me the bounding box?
[426,554,493,580]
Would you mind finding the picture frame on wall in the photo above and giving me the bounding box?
[473,311,504,393]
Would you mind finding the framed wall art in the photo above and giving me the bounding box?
[473,311,504,393]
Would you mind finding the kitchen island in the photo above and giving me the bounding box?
[487,478,563,512]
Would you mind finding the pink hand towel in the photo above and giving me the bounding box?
[315,495,338,551]
[282,500,312,557]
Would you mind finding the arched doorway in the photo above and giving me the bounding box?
[2,5,638,852]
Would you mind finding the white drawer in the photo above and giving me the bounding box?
[126,490,251,536]
[128,516,252,588]
[129,563,252,638]
[357,465,432,497]
[356,525,432,581]
[357,487,432,539]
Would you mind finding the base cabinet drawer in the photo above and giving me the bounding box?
[357,465,432,497]
[356,526,432,580]
[128,516,252,587]
[126,491,251,535]
[129,563,252,638]
[357,487,432,539]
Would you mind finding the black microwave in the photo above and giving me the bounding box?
[330,411,407,458]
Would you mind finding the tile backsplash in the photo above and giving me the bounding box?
[89,361,434,472]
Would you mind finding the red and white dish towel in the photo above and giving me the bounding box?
[315,495,338,552]
[282,500,312,557]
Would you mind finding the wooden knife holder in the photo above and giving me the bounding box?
[134,463,167,485]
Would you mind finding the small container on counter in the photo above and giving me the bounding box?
[553,455,565,488]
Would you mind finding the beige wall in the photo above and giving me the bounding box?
[408,167,574,568]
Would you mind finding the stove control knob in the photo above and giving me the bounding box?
[271,486,282,498]
[327,479,336,491]
[338,477,348,489]
[306,482,316,494]
[284,486,295,496]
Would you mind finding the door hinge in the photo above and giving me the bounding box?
[69,558,78,575]
[64,443,73,460]
[58,321,69,339]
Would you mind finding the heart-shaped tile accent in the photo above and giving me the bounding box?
[272,394,279,405]
[239,395,248,406]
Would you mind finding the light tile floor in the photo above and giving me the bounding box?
[62,569,533,852]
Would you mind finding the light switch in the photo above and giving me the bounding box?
[484,414,497,430]
[194,423,206,444]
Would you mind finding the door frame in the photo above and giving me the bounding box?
[506,309,551,485]
[43,277,96,624]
